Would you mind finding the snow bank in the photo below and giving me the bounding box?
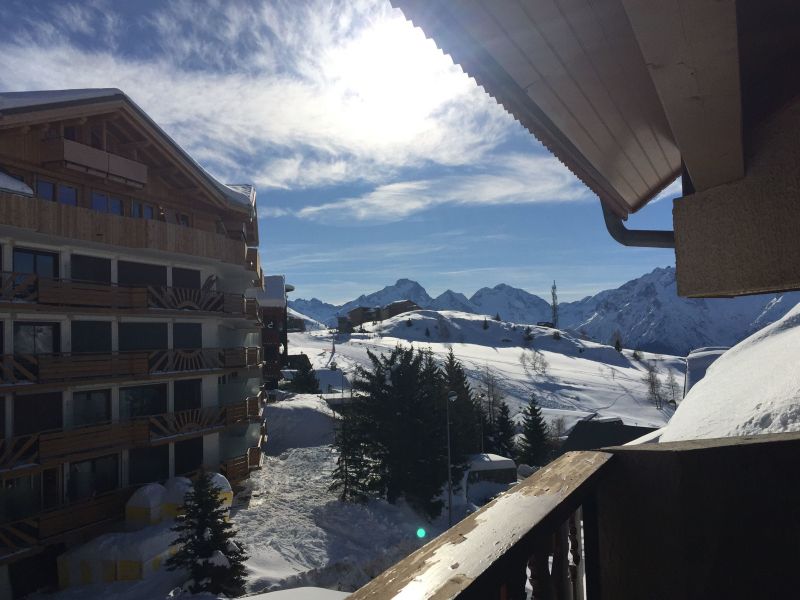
[125,483,167,528]
[248,587,349,599]
[264,395,336,454]
[660,303,800,441]
[163,477,192,517]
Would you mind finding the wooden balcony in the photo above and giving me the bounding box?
[148,406,227,442]
[220,454,250,485]
[38,421,149,466]
[352,431,800,600]
[0,191,247,266]
[0,272,256,319]
[42,137,148,187]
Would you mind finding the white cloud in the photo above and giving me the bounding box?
[297,153,590,222]
[0,0,514,190]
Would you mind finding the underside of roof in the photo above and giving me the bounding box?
[0,88,255,217]
[391,0,735,218]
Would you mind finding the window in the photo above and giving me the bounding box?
[14,322,60,354]
[13,248,59,279]
[129,445,168,485]
[71,321,111,354]
[71,254,111,283]
[14,391,62,435]
[174,378,202,412]
[176,213,190,227]
[67,454,118,502]
[119,322,167,351]
[120,384,167,419]
[118,260,166,287]
[73,389,111,427]
[36,179,55,201]
[175,437,203,475]
[58,184,77,206]
[91,191,123,215]
[174,323,202,349]
[172,267,201,289]
[63,126,77,141]
[132,201,154,220]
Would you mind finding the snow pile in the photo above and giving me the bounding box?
[126,483,167,528]
[660,303,800,441]
[247,588,349,599]
[264,395,337,454]
[163,477,193,518]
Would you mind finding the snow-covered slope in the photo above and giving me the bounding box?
[659,304,800,441]
[288,307,325,331]
[292,310,683,430]
[290,269,800,355]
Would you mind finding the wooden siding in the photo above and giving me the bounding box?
[0,191,247,266]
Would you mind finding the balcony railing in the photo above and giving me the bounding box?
[0,272,255,318]
[0,347,261,386]
[0,191,247,266]
[42,137,148,187]
[351,432,800,600]
[0,399,258,475]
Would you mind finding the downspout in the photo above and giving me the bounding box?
[601,203,675,248]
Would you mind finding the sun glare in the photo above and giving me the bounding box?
[324,14,472,144]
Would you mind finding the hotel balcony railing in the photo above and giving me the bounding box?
[351,431,800,600]
[0,346,262,386]
[0,191,248,266]
[0,398,259,475]
[0,272,256,318]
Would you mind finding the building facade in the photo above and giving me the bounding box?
[0,89,265,594]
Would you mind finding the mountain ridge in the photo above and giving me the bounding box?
[289,268,800,355]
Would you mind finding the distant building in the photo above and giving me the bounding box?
[342,299,421,330]
[251,275,293,387]
[384,299,421,319]
[560,418,656,453]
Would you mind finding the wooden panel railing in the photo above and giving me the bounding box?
[245,297,259,320]
[38,421,149,465]
[220,454,249,485]
[246,347,262,366]
[39,278,147,309]
[39,352,149,382]
[0,433,39,471]
[350,451,612,600]
[246,395,262,419]
[0,191,247,266]
[37,489,130,540]
[0,272,38,302]
[223,293,245,314]
[248,446,262,470]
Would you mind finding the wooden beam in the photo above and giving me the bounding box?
[622,0,744,192]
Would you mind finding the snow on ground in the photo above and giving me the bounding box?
[293,310,683,430]
[660,303,800,441]
[237,395,433,595]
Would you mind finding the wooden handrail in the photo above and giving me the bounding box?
[350,451,613,599]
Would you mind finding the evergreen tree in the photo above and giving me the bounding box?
[517,394,550,466]
[494,312,501,321]
[425,327,430,337]
[614,337,623,353]
[289,357,319,393]
[494,401,516,458]
[166,470,247,596]
[482,318,489,330]
[330,402,372,502]
[442,350,482,487]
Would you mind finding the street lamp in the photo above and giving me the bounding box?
[446,390,457,528]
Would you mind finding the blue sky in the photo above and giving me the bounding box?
[0,0,679,304]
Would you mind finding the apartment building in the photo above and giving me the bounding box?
[0,89,265,594]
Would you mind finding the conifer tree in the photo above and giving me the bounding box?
[330,402,372,502]
[442,350,481,485]
[494,401,516,458]
[517,394,550,466]
[614,337,623,353]
[166,470,248,596]
[494,312,502,321]
[482,318,489,330]
[289,358,319,393]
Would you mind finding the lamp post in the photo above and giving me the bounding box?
[446,390,457,527]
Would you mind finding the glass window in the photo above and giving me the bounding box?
[176,213,190,227]
[174,378,202,412]
[119,322,167,351]
[71,254,111,283]
[14,248,59,279]
[14,391,62,435]
[175,437,203,475]
[0,474,42,521]
[118,261,166,287]
[14,322,60,354]
[91,191,108,212]
[73,389,111,427]
[109,197,123,215]
[129,445,168,485]
[67,454,118,502]
[119,384,167,419]
[63,126,77,141]
[174,323,202,349]
[36,179,55,201]
[172,267,201,289]
[71,321,111,353]
[132,201,154,220]
[58,184,77,206]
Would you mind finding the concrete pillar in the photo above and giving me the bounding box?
[4,320,13,356]
[166,265,173,287]
[4,394,12,439]
[167,321,173,350]
[202,375,217,408]
[59,248,71,280]
[63,389,73,430]
[121,449,129,486]
[61,317,71,353]
[168,443,175,478]
[111,318,119,352]
[110,257,118,284]
[1,241,13,272]
[167,380,174,413]
[0,563,11,600]
[111,385,120,423]
[203,433,220,470]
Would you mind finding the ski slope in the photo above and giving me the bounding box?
[291,310,683,431]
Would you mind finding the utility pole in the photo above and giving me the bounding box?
[551,280,559,328]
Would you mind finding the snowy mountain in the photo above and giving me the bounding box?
[290,268,800,355]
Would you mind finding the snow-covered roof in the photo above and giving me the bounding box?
[0,88,255,215]
[660,302,800,441]
[0,171,33,196]
[469,453,516,471]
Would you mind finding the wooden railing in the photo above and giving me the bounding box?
[248,446,263,470]
[0,272,255,318]
[38,421,149,465]
[220,454,250,485]
[0,191,247,266]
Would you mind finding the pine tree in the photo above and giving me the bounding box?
[614,337,623,353]
[442,350,481,486]
[517,394,550,466]
[289,358,320,393]
[330,402,372,502]
[482,318,489,330]
[494,312,501,321]
[166,470,247,596]
[494,401,516,458]
[425,327,430,337]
